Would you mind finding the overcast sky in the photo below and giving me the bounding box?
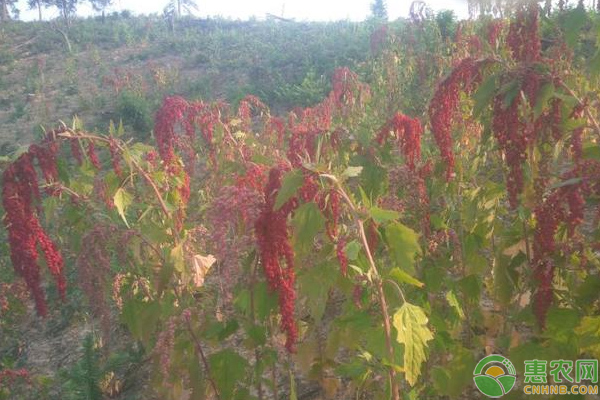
[16,0,470,21]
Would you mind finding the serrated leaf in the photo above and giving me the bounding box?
[113,188,132,227]
[393,303,434,386]
[385,222,420,274]
[341,166,363,179]
[274,169,304,210]
[389,267,424,288]
[370,207,400,224]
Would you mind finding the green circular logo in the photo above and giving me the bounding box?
[473,354,517,398]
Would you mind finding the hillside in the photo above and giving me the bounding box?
[0,15,375,152]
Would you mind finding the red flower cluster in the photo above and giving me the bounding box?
[0,368,30,386]
[238,94,266,131]
[487,19,504,48]
[331,67,360,108]
[108,138,122,177]
[531,160,600,327]
[254,164,298,352]
[507,2,541,63]
[87,141,101,169]
[336,237,348,277]
[155,96,189,165]
[428,57,481,180]
[492,89,527,208]
[287,100,333,167]
[532,192,563,328]
[70,138,83,165]
[266,116,286,146]
[2,150,65,316]
[377,112,423,171]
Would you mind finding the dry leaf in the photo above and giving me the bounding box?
[191,254,216,288]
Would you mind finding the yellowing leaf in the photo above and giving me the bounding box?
[393,302,434,386]
[170,243,184,273]
[445,290,465,320]
[113,188,132,228]
[341,166,363,179]
[191,254,216,288]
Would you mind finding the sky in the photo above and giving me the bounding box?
[15,0,470,22]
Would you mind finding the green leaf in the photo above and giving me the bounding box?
[292,202,325,250]
[393,302,434,386]
[500,80,520,109]
[562,7,587,47]
[548,177,582,190]
[290,371,298,400]
[170,243,185,273]
[298,262,337,321]
[344,240,361,260]
[389,267,424,288]
[431,347,475,397]
[121,300,160,346]
[583,143,600,160]
[590,49,600,79]
[234,282,278,322]
[274,169,304,210]
[533,82,554,118]
[575,317,600,359]
[113,188,132,228]
[370,207,400,224]
[473,74,498,117]
[445,290,465,320]
[385,222,421,274]
[208,349,248,400]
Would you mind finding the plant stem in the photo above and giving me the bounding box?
[558,80,600,141]
[323,175,400,400]
[250,256,264,400]
[57,131,171,217]
[184,318,222,400]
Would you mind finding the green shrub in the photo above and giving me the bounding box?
[116,90,153,139]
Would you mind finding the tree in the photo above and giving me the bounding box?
[27,0,48,21]
[47,0,77,26]
[0,0,18,22]
[88,0,112,21]
[370,0,388,21]
[164,0,197,19]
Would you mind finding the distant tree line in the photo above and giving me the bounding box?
[0,0,198,24]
